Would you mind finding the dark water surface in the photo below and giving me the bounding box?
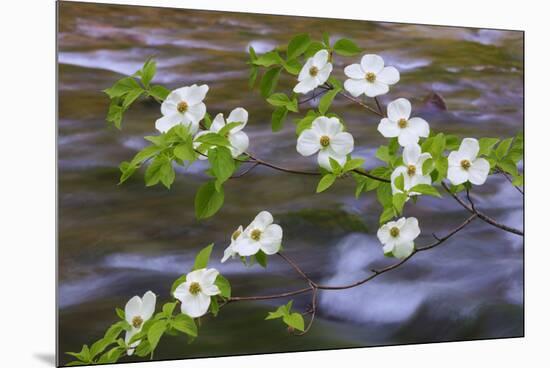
[57,2,524,364]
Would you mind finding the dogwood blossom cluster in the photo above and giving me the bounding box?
[390,144,432,196]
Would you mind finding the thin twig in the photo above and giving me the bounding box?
[496,167,524,195]
[278,252,317,287]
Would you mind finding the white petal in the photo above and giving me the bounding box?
[400,217,421,242]
[141,291,156,321]
[155,113,185,133]
[171,86,190,101]
[250,211,274,230]
[417,152,432,167]
[459,138,480,161]
[316,63,333,85]
[390,166,408,194]
[201,268,220,286]
[403,144,422,165]
[233,237,261,256]
[124,296,142,323]
[226,107,248,131]
[364,80,389,97]
[210,113,226,132]
[317,150,346,171]
[361,54,385,73]
[344,78,368,97]
[387,98,412,121]
[293,77,318,94]
[312,116,342,137]
[202,284,221,296]
[377,66,400,85]
[185,84,209,105]
[297,129,321,156]
[312,49,329,68]
[125,330,139,356]
[397,129,420,147]
[377,118,400,138]
[186,269,205,284]
[228,131,249,157]
[392,241,415,259]
[447,151,464,167]
[221,244,234,263]
[407,117,430,139]
[260,224,283,255]
[344,63,364,79]
[377,224,391,245]
[173,282,191,302]
[298,59,314,81]
[330,132,354,156]
[184,102,206,124]
[160,99,177,117]
[447,166,469,185]
[180,292,211,318]
[469,158,490,185]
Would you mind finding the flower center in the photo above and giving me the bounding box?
[319,135,330,147]
[407,164,416,176]
[390,227,400,237]
[250,229,262,241]
[461,159,471,170]
[231,228,242,240]
[177,101,188,113]
[309,66,319,77]
[132,316,144,329]
[365,72,376,82]
[189,282,202,295]
[398,118,408,129]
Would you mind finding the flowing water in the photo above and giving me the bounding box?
[57,2,524,364]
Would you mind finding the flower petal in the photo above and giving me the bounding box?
[407,117,430,139]
[377,224,391,245]
[330,132,354,156]
[403,144,421,165]
[298,58,314,81]
[186,269,205,284]
[233,237,261,256]
[387,98,412,121]
[344,63,364,79]
[160,99,177,116]
[260,224,283,255]
[228,131,249,157]
[227,107,248,131]
[250,211,274,230]
[390,166,408,194]
[312,116,342,137]
[459,138,480,161]
[141,291,156,321]
[221,244,234,263]
[185,84,209,105]
[397,128,420,147]
[377,66,400,85]
[155,114,186,133]
[447,151,464,167]
[377,118,400,138]
[293,77,318,94]
[210,113,226,132]
[344,78,368,97]
[361,54,385,73]
[124,296,142,323]
[184,103,206,129]
[125,330,139,356]
[447,166,469,185]
[171,86,190,101]
[364,80,389,97]
[317,150,346,171]
[201,268,220,286]
[316,63,333,85]
[202,284,221,296]
[469,158,490,185]
[312,49,329,68]
[173,282,191,302]
[400,217,420,242]
[392,241,415,259]
[297,129,321,156]
[180,292,211,318]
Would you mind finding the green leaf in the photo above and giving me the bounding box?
[478,137,500,156]
[379,206,396,224]
[253,50,283,67]
[329,157,342,174]
[267,93,290,107]
[376,183,393,207]
[173,141,196,162]
[254,250,268,268]
[282,59,302,75]
[208,146,235,188]
[318,87,341,115]
[295,110,318,135]
[194,132,230,147]
[322,32,331,48]
[130,145,161,167]
[422,158,435,176]
[122,87,144,108]
[304,41,325,57]
[433,156,448,182]
[495,137,513,160]
[283,312,305,331]
[170,274,186,295]
[394,173,405,192]
[260,67,282,98]
[210,296,219,316]
[343,158,364,172]
[286,97,299,113]
[115,308,125,320]
[498,159,517,176]
[106,99,124,129]
[287,33,311,60]
[140,59,156,87]
[316,174,337,193]
[97,347,124,364]
[410,184,441,197]
[193,243,214,270]
[104,77,141,98]
[215,274,231,298]
[249,65,259,88]
[512,174,524,187]
[194,181,225,219]
[376,146,391,163]
[147,320,167,351]
[333,38,361,56]
[271,106,288,132]
[171,314,197,336]
[145,155,175,189]
[149,85,170,101]
[392,192,408,214]
[162,302,177,318]
[119,161,137,184]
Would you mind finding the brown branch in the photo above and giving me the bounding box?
[278,252,317,287]
[374,96,384,116]
[441,182,523,236]
[496,167,524,195]
[338,91,384,117]
[296,287,317,336]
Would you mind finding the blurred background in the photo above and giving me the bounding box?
[57,1,524,365]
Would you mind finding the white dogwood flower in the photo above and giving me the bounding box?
[293,49,333,94]
[296,116,354,171]
[124,291,156,356]
[233,211,283,257]
[221,225,244,263]
[344,54,399,97]
[174,268,221,318]
[378,98,430,147]
[377,217,420,259]
[155,84,209,134]
[391,144,432,195]
[194,107,250,160]
[447,138,490,185]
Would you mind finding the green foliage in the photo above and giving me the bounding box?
[215,274,232,298]
[317,173,337,193]
[265,300,305,332]
[271,106,288,132]
[333,38,361,56]
[194,181,225,219]
[193,243,214,270]
[318,87,341,115]
[286,34,311,60]
[260,67,282,98]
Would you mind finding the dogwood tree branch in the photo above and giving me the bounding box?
[441,182,523,236]
[495,166,524,195]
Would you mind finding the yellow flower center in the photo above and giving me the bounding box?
[132,316,144,329]
[231,228,242,240]
[250,229,262,241]
[189,282,202,295]
[177,101,188,113]
[398,118,408,129]
[407,164,416,176]
[309,66,319,77]
[390,227,400,238]
[461,159,471,170]
[319,135,330,147]
[365,72,376,82]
